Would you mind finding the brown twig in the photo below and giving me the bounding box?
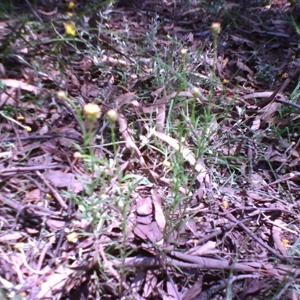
[36,171,68,210]
[0,165,59,176]
[0,134,83,143]
[258,65,300,108]
[0,194,57,217]
[24,0,43,22]
[223,214,287,262]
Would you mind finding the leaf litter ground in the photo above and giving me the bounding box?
[0,0,300,299]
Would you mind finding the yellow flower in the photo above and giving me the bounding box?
[221,200,229,209]
[281,239,290,248]
[68,1,75,9]
[64,21,76,36]
[67,232,78,243]
[83,103,101,122]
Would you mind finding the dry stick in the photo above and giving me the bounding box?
[36,236,55,271]
[273,269,300,300]
[258,64,300,108]
[24,174,48,193]
[111,255,292,279]
[168,250,257,272]
[98,243,129,290]
[241,206,300,218]
[272,219,288,257]
[239,28,290,39]
[36,171,68,210]
[196,274,262,300]
[223,215,287,262]
[0,165,59,176]
[277,139,300,173]
[117,113,159,184]
[197,217,252,245]
[18,247,50,275]
[48,223,68,269]
[0,134,83,143]
[0,87,16,108]
[195,279,227,300]
[0,194,57,217]
[275,98,300,111]
[24,0,43,22]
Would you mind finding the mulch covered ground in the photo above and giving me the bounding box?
[1,0,300,299]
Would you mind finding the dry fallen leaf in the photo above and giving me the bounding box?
[1,79,40,95]
[136,196,153,216]
[43,170,83,194]
[0,232,25,242]
[133,221,163,243]
[152,189,166,231]
[183,277,203,300]
[25,188,41,202]
[143,270,158,298]
[37,265,74,298]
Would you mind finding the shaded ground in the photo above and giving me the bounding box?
[1,0,300,299]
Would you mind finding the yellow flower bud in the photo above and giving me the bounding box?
[73,151,82,159]
[106,109,118,123]
[56,91,68,101]
[191,86,201,98]
[211,22,221,35]
[14,243,25,249]
[68,1,75,9]
[83,103,101,123]
[163,160,171,168]
[180,48,188,59]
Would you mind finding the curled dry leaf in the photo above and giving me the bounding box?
[136,196,153,216]
[272,219,288,257]
[146,126,196,166]
[259,101,281,122]
[152,189,166,231]
[145,126,210,197]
